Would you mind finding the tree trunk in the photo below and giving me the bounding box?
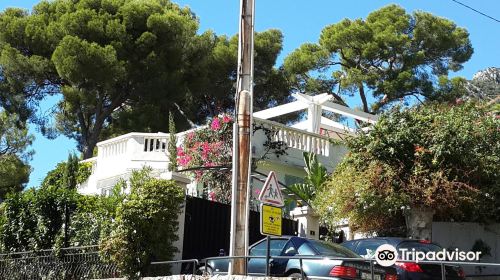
[358,83,369,113]
[405,207,435,240]
[82,135,98,159]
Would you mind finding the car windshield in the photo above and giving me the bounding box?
[309,240,360,258]
[398,241,442,253]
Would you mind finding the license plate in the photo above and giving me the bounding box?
[361,272,381,280]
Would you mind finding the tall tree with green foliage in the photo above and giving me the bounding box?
[168,111,177,172]
[0,0,204,158]
[61,152,78,247]
[182,29,291,119]
[315,102,499,239]
[105,29,291,135]
[0,1,291,157]
[284,4,473,113]
[63,153,79,189]
[0,111,33,198]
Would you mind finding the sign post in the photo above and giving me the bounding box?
[258,171,285,276]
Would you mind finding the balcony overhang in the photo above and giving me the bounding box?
[253,92,378,135]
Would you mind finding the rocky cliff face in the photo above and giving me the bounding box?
[473,67,500,83]
[467,67,499,102]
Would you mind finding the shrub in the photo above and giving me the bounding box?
[0,186,79,252]
[68,184,124,247]
[316,101,500,234]
[102,171,184,279]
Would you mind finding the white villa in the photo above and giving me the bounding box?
[78,92,378,242]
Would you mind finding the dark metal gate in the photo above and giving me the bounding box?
[182,196,298,260]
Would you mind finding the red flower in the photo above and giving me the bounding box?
[222,115,232,123]
[209,191,216,201]
[414,145,425,153]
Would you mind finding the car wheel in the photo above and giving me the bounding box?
[288,272,306,280]
[196,266,213,276]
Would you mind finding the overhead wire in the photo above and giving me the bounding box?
[450,0,500,23]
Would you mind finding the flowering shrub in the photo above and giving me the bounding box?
[177,114,290,204]
[315,102,500,236]
[177,115,233,203]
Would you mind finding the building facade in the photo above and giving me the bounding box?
[78,93,378,243]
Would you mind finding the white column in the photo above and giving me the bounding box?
[291,206,320,240]
[307,103,322,134]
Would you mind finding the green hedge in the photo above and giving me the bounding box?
[0,168,184,279]
[102,175,185,279]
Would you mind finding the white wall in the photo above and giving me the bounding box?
[291,206,320,240]
[432,222,500,276]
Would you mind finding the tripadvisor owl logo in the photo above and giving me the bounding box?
[375,244,398,267]
[373,244,482,267]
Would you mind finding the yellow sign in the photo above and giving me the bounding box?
[261,204,282,236]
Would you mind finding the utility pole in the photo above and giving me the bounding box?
[229,0,254,275]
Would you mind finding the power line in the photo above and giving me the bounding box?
[450,0,500,23]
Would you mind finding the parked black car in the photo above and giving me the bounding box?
[199,236,397,280]
[342,238,465,280]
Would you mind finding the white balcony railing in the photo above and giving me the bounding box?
[94,119,337,162]
[143,137,168,152]
[254,118,332,157]
[96,132,170,159]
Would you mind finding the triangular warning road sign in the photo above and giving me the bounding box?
[258,171,284,207]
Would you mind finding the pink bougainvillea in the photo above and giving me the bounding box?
[208,191,216,201]
[178,114,234,203]
[211,118,221,130]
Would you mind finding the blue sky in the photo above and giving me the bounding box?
[1,0,499,187]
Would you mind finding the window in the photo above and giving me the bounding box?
[284,175,303,185]
[309,240,359,257]
[101,188,113,196]
[356,240,387,258]
[342,241,358,252]
[297,242,316,256]
[250,239,289,256]
[283,241,298,256]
